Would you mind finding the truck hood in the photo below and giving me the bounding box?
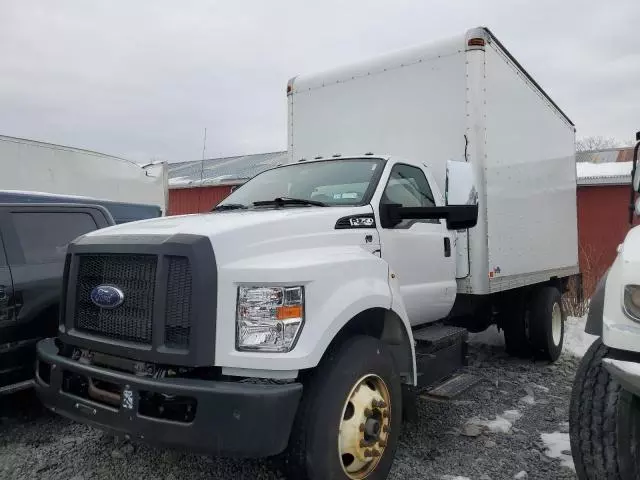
[80,206,378,265]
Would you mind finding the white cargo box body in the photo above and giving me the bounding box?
[0,135,168,213]
[288,27,578,295]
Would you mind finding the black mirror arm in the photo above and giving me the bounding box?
[629,132,640,224]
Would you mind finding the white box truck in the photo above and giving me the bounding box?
[0,135,168,214]
[35,27,578,479]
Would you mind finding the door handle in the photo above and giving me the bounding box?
[444,238,451,257]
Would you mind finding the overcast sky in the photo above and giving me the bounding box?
[1,1,638,163]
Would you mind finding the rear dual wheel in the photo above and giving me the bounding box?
[503,286,565,362]
[285,335,402,479]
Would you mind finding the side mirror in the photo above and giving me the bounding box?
[629,131,640,223]
[380,203,478,230]
[634,131,640,193]
[379,203,402,228]
[446,160,478,207]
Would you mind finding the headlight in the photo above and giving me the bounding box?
[623,284,640,321]
[236,286,304,352]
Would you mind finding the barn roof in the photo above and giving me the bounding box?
[576,147,635,164]
[168,151,288,189]
[577,161,633,186]
[168,148,637,188]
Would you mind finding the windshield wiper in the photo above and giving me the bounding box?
[252,197,327,207]
[212,203,247,211]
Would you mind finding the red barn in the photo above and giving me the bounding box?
[167,152,288,215]
[576,148,636,296]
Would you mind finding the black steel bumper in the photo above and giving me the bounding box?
[35,338,302,457]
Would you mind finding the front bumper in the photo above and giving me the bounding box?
[35,338,302,458]
[603,358,640,398]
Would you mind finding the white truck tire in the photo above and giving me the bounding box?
[284,335,402,480]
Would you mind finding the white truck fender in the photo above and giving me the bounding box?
[387,276,418,385]
[304,277,417,385]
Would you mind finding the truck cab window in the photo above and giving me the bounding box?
[382,164,435,208]
[11,212,98,264]
[217,158,385,208]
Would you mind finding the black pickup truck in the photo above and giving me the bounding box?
[0,198,161,394]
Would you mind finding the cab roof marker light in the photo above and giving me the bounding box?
[467,38,485,47]
[332,154,342,158]
[364,152,374,156]
[314,155,323,160]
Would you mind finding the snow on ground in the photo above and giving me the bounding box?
[469,316,597,358]
[440,476,471,480]
[465,409,522,434]
[519,394,536,405]
[468,325,504,346]
[564,315,597,357]
[540,431,575,471]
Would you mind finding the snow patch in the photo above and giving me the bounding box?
[501,410,523,423]
[564,316,597,357]
[467,325,504,347]
[465,409,522,434]
[541,431,575,471]
[531,383,550,393]
[519,395,536,405]
[441,476,471,480]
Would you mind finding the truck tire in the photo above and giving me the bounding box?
[284,335,402,480]
[569,339,640,480]
[529,286,564,361]
[501,295,532,358]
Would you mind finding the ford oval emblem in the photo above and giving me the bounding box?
[90,285,125,309]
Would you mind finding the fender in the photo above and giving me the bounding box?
[219,269,417,384]
[585,268,608,336]
[387,276,417,385]
[305,275,416,385]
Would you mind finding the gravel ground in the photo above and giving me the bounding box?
[0,341,579,480]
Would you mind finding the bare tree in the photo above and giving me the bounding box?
[576,136,631,152]
[563,243,607,317]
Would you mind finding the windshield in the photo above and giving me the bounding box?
[218,158,385,208]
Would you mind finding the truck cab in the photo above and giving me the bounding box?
[569,133,640,479]
[34,154,476,477]
[0,203,114,394]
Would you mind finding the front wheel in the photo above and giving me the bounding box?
[569,339,640,479]
[285,335,402,480]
